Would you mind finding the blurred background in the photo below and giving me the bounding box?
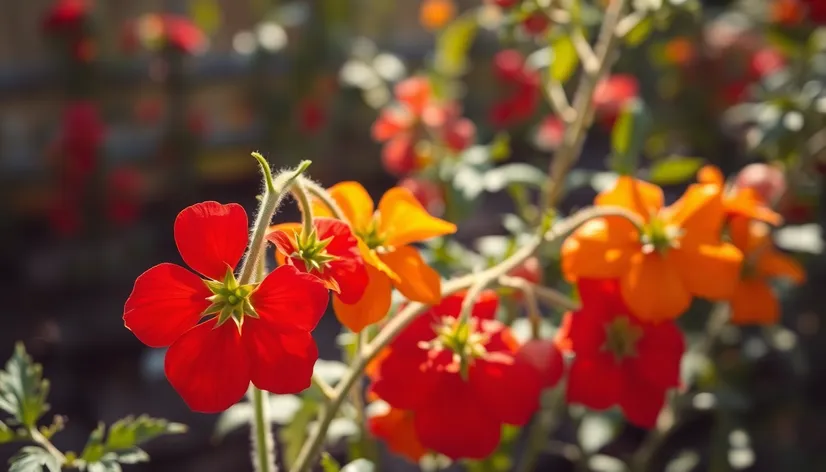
[2,0,826,471]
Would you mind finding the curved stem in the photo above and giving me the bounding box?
[287,205,633,472]
[251,387,276,472]
[291,180,315,241]
[300,177,348,221]
[29,428,66,464]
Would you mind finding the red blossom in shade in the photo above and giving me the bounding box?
[522,12,550,36]
[368,406,428,463]
[123,202,329,413]
[369,291,544,460]
[555,279,684,428]
[106,167,146,227]
[534,115,565,151]
[267,217,369,304]
[490,50,541,129]
[43,0,88,33]
[592,74,639,128]
[372,77,475,176]
[60,100,105,181]
[749,48,786,79]
[298,100,327,134]
[123,14,207,55]
[802,0,826,24]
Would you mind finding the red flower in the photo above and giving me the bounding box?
[123,202,329,413]
[556,279,684,428]
[802,0,826,24]
[490,50,541,129]
[368,406,428,463]
[267,217,369,304]
[43,0,88,33]
[522,12,550,36]
[106,167,146,227]
[298,100,327,134]
[534,115,565,150]
[749,48,786,79]
[60,100,105,180]
[592,74,639,127]
[124,14,207,55]
[369,291,544,459]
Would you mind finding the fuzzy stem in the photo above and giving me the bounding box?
[251,386,276,472]
[287,205,640,472]
[300,177,348,221]
[30,428,66,464]
[292,180,315,241]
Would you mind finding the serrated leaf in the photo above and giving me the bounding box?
[647,157,705,186]
[111,448,150,464]
[625,16,653,47]
[83,416,185,468]
[434,13,478,77]
[0,419,17,443]
[341,458,376,472]
[484,164,547,192]
[0,343,50,427]
[9,446,61,472]
[549,35,579,83]
[81,423,107,463]
[610,98,651,175]
[321,452,341,472]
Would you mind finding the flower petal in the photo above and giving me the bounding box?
[123,263,211,348]
[515,339,565,389]
[414,375,502,460]
[671,243,743,301]
[631,320,685,390]
[431,290,499,320]
[164,321,250,413]
[174,201,248,280]
[619,379,667,429]
[561,218,635,282]
[243,320,318,394]
[368,407,428,463]
[379,246,442,304]
[595,176,664,221]
[370,348,436,410]
[266,223,301,255]
[315,182,375,232]
[726,188,783,226]
[566,354,622,411]
[333,264,393,332]
[621,252,692,322]
[251,265,330,332]
[471,356,543,425]
[730,280,779,325]
[378,187,457,248]
[757,250,805,284]
[662,184,725,247]
[315,217,370,304]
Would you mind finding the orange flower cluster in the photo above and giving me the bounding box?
[562,165,804,326]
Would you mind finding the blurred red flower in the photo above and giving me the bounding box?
[43,0,89,33]
[490,50,541,129]
[106,167,146,227]
[123,202,329,412]
[556,279,684,428]
[592,74,638,128]
[123,14,207,55]
[60,100,105,181]
[369,291,545,459]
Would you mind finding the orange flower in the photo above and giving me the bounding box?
[728,217,805,325]
[697,165,782,225]
[368,406,428,463]
[313,182,457,332]
[562,173,743,322]
[420,0,456,31]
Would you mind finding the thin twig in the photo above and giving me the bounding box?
[499,275,580,312]
[545,81,577,124]
[571,28,599,75]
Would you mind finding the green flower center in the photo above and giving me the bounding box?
[640,217,683,255]
[292,229,338,273]
[420,317,489,380]
[203,268,259,329]
[357,220,387,250]
[602,316,643,362]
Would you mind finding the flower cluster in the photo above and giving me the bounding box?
[490,50,541,129]
[122,13,207,55]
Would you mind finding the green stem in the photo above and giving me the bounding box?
[30,428,66,464]
[300,177,348,221]
[251,387,276,472]
[292,180,315,241]
[287,206,638,472]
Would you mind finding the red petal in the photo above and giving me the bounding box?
[387,308,439,352]
[315,218,369,304]
[631,320,685,390]
[251,265,330,332]
[164,321,251,413]
[516,339,565,389]
[123,263,211,348]
[266,229,298,256]
[432,290,499,320]
[414,375,502,460]
[243,319,318,394]
[566,354,622,411]
[174,201,248,280]
[371,348,436,410]
[619,379,667,429]
[471,355,542,425]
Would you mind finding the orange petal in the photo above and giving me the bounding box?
[662,183,725,247]
[757,250,805,284]
[729,280,779,325]
[595,176,664,222]
[314,181,375,231]
[368,407,428,463]
[697,165,724,187]
[379,245,442,305]
[621,252,692,322]
[560,218,635,281]
[266,222,302,267]
[378,187,457,248]
[333,265,393,332]
[670,242,743,301]
[358,239,401,284]
[726,188,783,226]
[366,347,392,381]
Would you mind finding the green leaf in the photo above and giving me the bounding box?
[489,133,511,162]
[610,98,651,175]
[0,419,17,443]
[9,446,61,472]
[0,343,50,427]
[549,34,579,83]
[341,459,376,472]
[484,164,547,192]
[280,400,320,468]
[320,452,341,472]
[625,16,653,47]
[82,416,185,467]
[648,157,706,186]
[434,13,478,77]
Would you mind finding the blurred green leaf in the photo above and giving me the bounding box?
[81,416,185,468]
[435,13,478,77]
[9,446,60,472]
[0,420,16,443]
[550,35,579,83]
[625,16,653,47]
[0,343,50,428]
[341,459,376,472]
[610,98,651,175]
[280,400,320,468]
[490,133,511,162]
[320,452,341,472]
[648,157,705,185]
[484,164,547,192]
